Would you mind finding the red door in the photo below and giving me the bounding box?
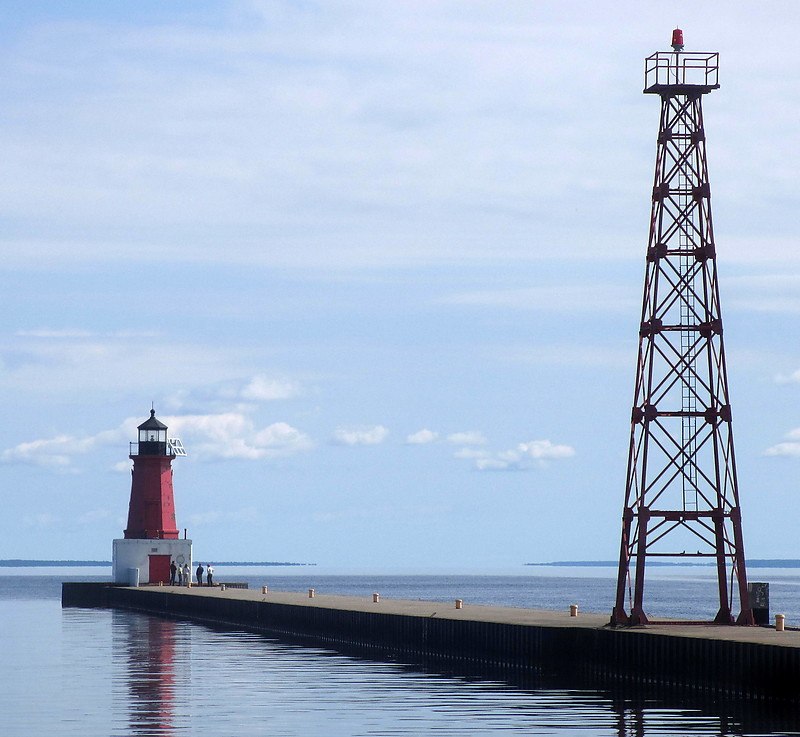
[149,554,171,584]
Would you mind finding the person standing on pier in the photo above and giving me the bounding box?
[169,560,177,586]
[183,562,190,586]
[196,563,204,586]
[206,564,213,587]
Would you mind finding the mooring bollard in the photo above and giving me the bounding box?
[158,581,163,587]
[373,593,380,603]
[220,584,226,591]
[776,613,786,632]
[570,604,578,617]
[309,588,315,598]
[455,599,463,609]
[262,585,269,594]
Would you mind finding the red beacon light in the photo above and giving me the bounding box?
[671,28,684,52]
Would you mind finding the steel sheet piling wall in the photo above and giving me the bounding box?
[62,583,800,700]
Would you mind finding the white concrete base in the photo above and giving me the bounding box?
[112,538,192,585]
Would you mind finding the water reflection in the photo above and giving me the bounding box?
[113,611,181,735]
[86,608,800,736]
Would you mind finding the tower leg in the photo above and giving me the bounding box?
[732,506,754,625]
[712,508,732,624]
[611,509,633,625]
[628,509,649,625]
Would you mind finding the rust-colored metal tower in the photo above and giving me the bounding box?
[611,30,753,626]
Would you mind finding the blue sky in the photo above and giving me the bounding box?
[2,1,800,568]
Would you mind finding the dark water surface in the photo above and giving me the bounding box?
[2,570,800,736]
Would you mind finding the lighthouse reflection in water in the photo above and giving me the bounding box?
[114,611,185,735]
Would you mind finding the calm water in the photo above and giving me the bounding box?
[2,567,800,736]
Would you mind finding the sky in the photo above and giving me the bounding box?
[2,1,800,570]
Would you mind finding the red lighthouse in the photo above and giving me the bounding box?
[125,410,179,539]
[113,409,191,585]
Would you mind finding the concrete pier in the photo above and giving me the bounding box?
[62,583,800,700]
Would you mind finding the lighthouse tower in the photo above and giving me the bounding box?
[112,409,192,585]
[610,32,752,625]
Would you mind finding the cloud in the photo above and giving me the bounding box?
[2,435,81,468]
[496,344,630,369]
[188,506,259,527]
[440,284,634,313]
[406,428,439,444]
[453,447,488,460]
[1,411,312,470]
[447,431,487,446]
[764,442,800,457]
[455,438,576,471]
[240,376,301,401]
[332,425,389,446]
[775,370,800,385]
[764,428,800,457]
[188,511,222,527]
[518,439,576,460]
[0,332,255,397]
[312,502,451,523]
[166,374,304,411]
[166,413,313,460]
[22,513,59,529]
[15,329,159,339]
[15,329,94,338]
[475,457,516,471]
[1,425,132,470]
[0,2,692,271]
[724,274,800,315]
[78,509,112,525]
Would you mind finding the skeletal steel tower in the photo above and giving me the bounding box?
[611,30,753,626]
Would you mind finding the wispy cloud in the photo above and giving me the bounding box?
[764,428,800,457]
[496,344,630,369]
[725,273,800,314]
[1,425,133,470]
[775,370,800,385]
[312,502,451,523]
[518,439,575,460]
[1,411,312,470]
[0,332,255,396]
[456,438,575,472]
[14,329,160,339]
[78,509,112,525]
[332,425,389,446]
[406,428,439,444]
[440,284,634,313]
[240,375,301,401]
[167,374,304,411]
[188,506,259,528]
[446,431,486,446]
[166,413,312,460]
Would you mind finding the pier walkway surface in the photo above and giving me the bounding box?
[123,584,800,645]
[63,583,800,700]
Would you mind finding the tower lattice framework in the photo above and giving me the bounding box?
[611,40,753,626]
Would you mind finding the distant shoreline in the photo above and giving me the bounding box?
[0,560,316,568]
[527,560,800,568]
[3,558,799,568]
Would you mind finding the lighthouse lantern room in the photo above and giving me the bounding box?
[112,409,192,585]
